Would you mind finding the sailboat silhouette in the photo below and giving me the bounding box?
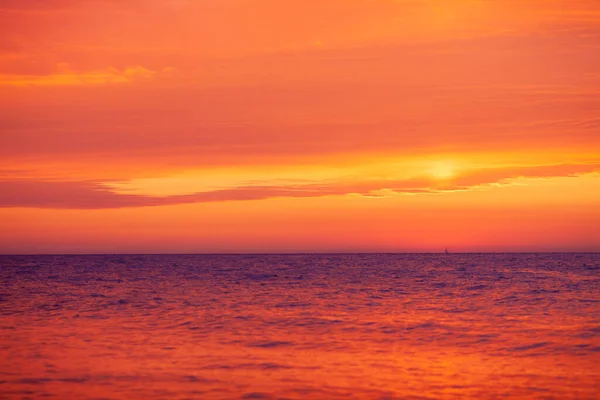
[445,248,450,254]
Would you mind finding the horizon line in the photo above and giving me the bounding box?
[1,251,598,256]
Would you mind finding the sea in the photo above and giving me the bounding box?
[1,253,599,399]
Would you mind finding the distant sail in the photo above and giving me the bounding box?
[445,248,449,254]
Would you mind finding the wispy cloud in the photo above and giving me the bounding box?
[0,64,173,86]
[1,163,597,209]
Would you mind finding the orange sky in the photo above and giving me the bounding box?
[1,0,599,253]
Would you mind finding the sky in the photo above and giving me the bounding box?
[0,0,599,253]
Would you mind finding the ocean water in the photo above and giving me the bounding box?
[1,253,599,400]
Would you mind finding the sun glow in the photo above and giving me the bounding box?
[429,161,457,180]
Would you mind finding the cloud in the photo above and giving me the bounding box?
[1,16,598,165]
[1,163,597,209]
[0,0,77,11]
[0,64,173,86]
